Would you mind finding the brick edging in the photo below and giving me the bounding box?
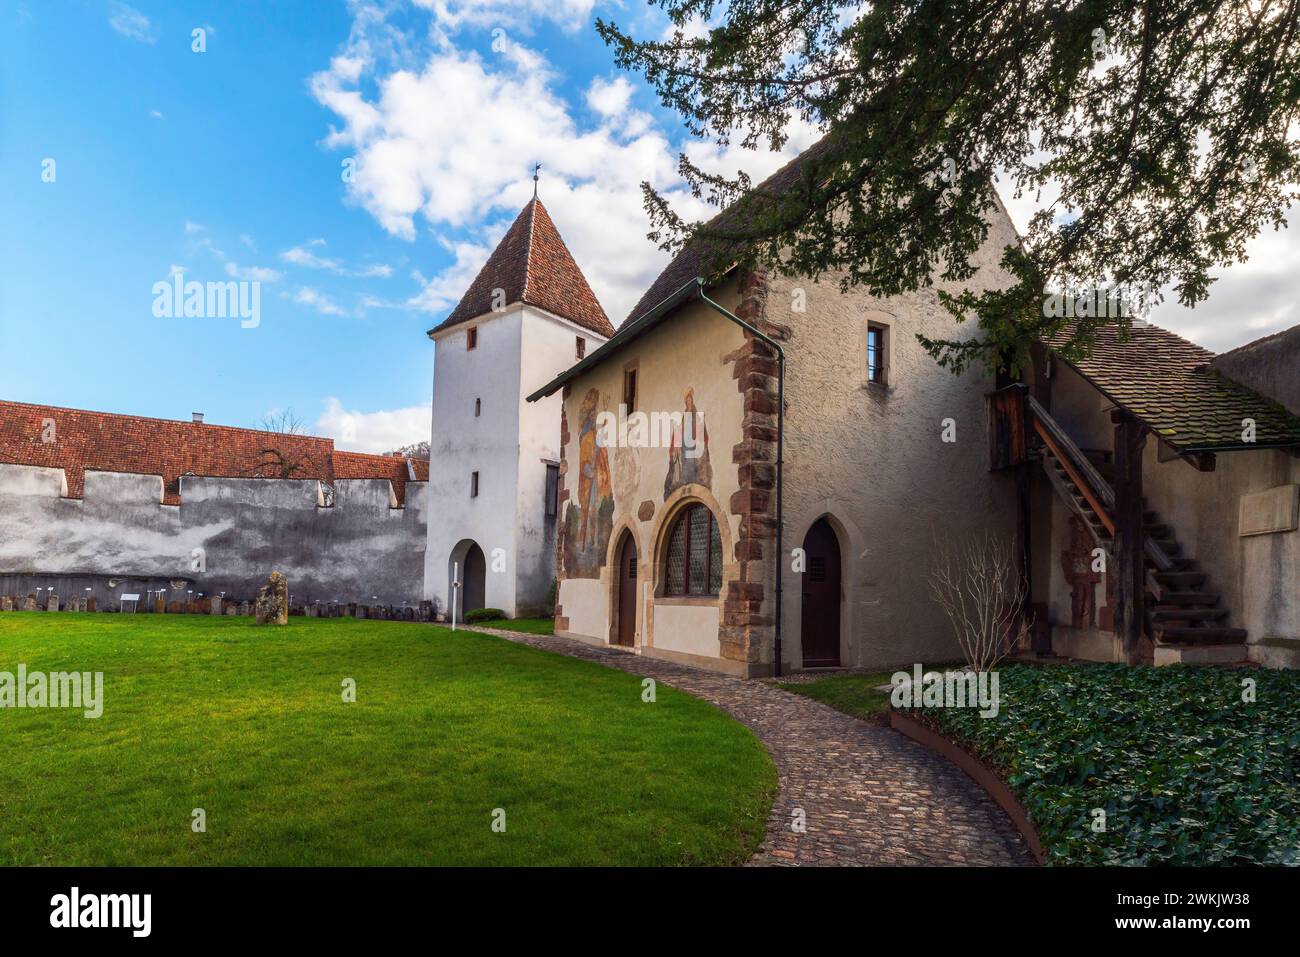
[889,710,1046,865]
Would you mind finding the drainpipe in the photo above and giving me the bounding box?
[698,283,786,678]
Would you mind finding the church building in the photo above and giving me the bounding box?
[519,148,1300,676]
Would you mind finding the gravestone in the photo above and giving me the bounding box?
[254,572,289,626]
[238,601,251,617]
[356,606,368,619]
[225,605,238,616]
[419,600,432,622]
[1,597,12,612]
[154,597,165,614]
[86,597,97,612]
[210,596,223,616]
[24,594,37,611]
[46,595,60,612]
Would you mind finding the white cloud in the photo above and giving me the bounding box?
[314,397,431,454]
[311,10,818,323]
[1147,213,1300,352]
[150,109,164,120]
[168,264,186,277]
[294,286,346,316]
[108,2,156,43]
[224,261,282,283]
[283,246,343,271]
[586,75,634,118]
[410,0,598,32]
[405,235,499,314]
[281,242,392,278]
[184,220,205,234]
[996,168,1299,353]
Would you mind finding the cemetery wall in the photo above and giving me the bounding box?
[0,463,428,606]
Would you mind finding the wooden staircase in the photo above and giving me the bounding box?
[1028,395,1247,654]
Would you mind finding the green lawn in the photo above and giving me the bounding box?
[776,663,961,721]
[469,617,555,635]
[0,612,774,866]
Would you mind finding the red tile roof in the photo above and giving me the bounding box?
[0,400,426,505]
[428,198,614,339]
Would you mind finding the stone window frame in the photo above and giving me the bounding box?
[649,489,733,606]
[466,326,478,350]
[860,310,896,390]
[661,502,723,597]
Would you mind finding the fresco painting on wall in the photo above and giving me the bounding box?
[1060,515,1101,628]
[663,387,712,499]
[564,388,614,579]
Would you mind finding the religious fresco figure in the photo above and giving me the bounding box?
[663,387,711,499]
[563,388,615,579]
[1059,515,1102,629]
[577,388,612,551]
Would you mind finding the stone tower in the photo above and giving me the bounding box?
[424,197,613,619]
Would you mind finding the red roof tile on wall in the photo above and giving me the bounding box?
[0,401,426,505]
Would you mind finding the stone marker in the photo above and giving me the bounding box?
[87,597,97,613]
[210,596,223,616]
[254,572,289,625]
[225,605,238,616]
[1,597,12,612]
[46,594,60,612]
[24,594,37,611]
[419,600,432,622]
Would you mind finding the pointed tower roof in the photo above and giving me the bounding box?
[427,198,614,339]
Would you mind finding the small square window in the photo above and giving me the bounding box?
[470,471,479,498]
[467,327,478,350]
[576,336,585,360]
[867,323,888,385]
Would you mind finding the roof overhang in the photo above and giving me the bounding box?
[526,277,707,402]
[1048,348,1300,456]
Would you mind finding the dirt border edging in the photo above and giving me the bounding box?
[890,710,1046,865]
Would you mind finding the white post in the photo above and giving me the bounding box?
[451,561,461,631]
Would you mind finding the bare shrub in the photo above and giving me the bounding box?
[929,529,1028,672]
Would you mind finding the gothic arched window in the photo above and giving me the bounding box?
[664,503,722,596]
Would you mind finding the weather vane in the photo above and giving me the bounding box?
[532,162,541,199]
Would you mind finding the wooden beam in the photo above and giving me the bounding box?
[1111,412,1148,665]
[1032,418,1116,535]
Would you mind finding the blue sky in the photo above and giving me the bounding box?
[2,1,1295,451]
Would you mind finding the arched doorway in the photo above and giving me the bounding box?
[614,530,637,647]
[448,540,486,620]
[801,518,841,667]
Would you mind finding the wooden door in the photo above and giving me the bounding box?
[463,542,486,615]
[616,534,637,647]
[801,518,841,667]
